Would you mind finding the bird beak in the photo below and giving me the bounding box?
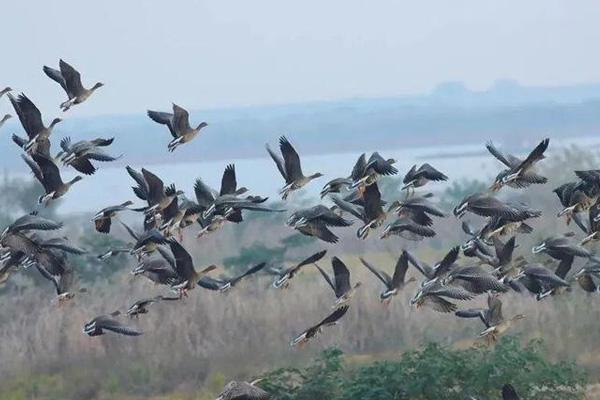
[532,243,546,254]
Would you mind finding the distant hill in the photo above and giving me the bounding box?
[2,80,600,170]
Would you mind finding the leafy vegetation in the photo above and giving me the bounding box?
[262,338,587,400]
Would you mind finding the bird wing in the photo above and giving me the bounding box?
[172,103,192,134]
[501,384,520,400]
[168,240,195,280]
[197,276,227,291]
[391,251,410,287]
[495,236,516,266]
[316,264,336,293]
[290,250,327,278]
[9,213,62,233]
[315,304,349,328]
[403,250,434,279]
[193,178,216,207]
[229,262,266,286]
[9,93,44,139]
[266,143,287,180]
[351,153,367,180]
[279,136,303,183]
[555,256,574,280]
[59,59,85,96]
[31,153,63,191]
[363,182,383,221]
[69,157,97,175]
[220,164,237,195]
[403,164,418,184]
[98,318,143,336]
[141,168,165,206]
[359,257,391,287]
[434,246,460,278]
[486,141,516,167]
[119,221,139,241]
[147,110,177,138]
[43,65,69,95]
[331,257,351,296]
[514,138,549,173]
[126,166,149,201]
[330,195,364,220]
[455,308,489,327]
[366,152,398,176]
[417,163,447,181]
[85,150,120,162]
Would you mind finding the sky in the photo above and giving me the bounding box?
[2,0,600,117]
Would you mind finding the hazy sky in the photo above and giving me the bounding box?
[2,1,600,117]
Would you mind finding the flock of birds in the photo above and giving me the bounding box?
[1,61,598,400]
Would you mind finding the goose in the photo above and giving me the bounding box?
[331,182,386,239]
[126,166,183,218]
[8,92,61,153]
[532,235,591,260]
[317,257,361,308]
[574,258,600,293]
[198,262,266,292]
[31,248,85,303]
[320,177,352,198]
[119,222,168,257]
[266,136,323,200]
[166,239,217,296]
[147,103,207,151]
[126,295,179,318]
[43,59,103,111]
[455,294,524,342]
[402,163,447,191]
[513,263,570,301]
[487,138,549,191]
[453,192,541,221]
[216,379,270,400]
[290,304,349,347]
[410,279,473,313]
[22,153,82,204]
[387,192,446,225]
[287,205,353,244]
[350,152,398,190]
[58,136,120,175]
[83,311,142,337]
[92,201,134,233]
[442,265,508,295]
[380,217,437,240]
[360,252,415,304]
[131,252,180,287]
[478,215,534,242]
[270,250,327,289]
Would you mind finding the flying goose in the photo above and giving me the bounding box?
[578,200,600,244]
[119,221,168,257]
[126,295,179,318]
[487,138,549,191]
[198,262,266,292]
[31,248,85,303]
[166,239,217,295]
[331,182,386,239]
[455,294,524,341]
[92,201,134,233]
[442,265,508,294]
[22,153,83,204]
[290,304,349,347]
[387,192,446,226]
[410,279,474,313]
[350,152,398,190]
[574,258,600,293]
[317,257,361,308]
[287,205,353,244]
[58,137,119,175]
[8,92,61,153]
[83,311,142,337]
[554,178,599,226]
[402,163,448,191]
[453,193,541,221]
[216,379,271,400]
[380,217,437,241]
[147,103,207,151]
[513,263,570,301]
[126,166,183,217]
[360,252,415,304]
[43,59,104,111]
[270,250,327,289]
[266,136,323,200]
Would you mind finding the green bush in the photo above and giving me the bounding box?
[261,337,587,400]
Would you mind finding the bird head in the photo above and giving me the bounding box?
[92,82,105,90]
